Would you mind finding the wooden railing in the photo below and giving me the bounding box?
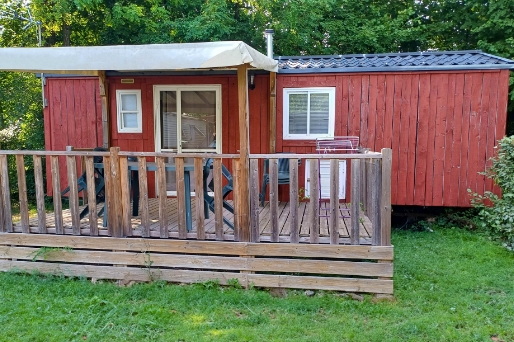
[249,148,392,246]
[0,148,391,246]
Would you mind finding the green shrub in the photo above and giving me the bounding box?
[470,135,514,250]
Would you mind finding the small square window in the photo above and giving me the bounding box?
[116,90,142,133]
[283,87,335,140]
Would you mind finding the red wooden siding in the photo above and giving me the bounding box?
[108,74,270,198]
[44,77,103,195]
[277,70,510,207]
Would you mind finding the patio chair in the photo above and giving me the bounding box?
[259,155,301,206]
[203,158,234,229]
[61,147,107,219]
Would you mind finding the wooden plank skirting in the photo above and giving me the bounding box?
[0,233,393,294]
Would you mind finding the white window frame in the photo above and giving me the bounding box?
[283,87,336,140]
[116,89,143,133]
[153,84,222,154]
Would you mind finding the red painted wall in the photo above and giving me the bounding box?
[276,70,510,207]
[43,69,510,207]
[108,74,270,197]
[44,77,103,195]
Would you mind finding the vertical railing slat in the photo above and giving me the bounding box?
[137,156,150,237]
[269,158,279,242]
[350,159,361,245]
[194,157,205,240]
[249,158,260,242]
[175,157,187,239]
[371,158,381,246]
[289,158,299,243]
[16,155,29,233]
[0,155,12,232]
[103,156,112,235]
[329,159,340,245]
[109,147,123,238]
[381,148,392,246]
[50,156,63,234]
[33,155,46,234]
[85,156,98,236]
[156,157,168,238]
[309,159,319,244]
[66,155,80,235]
[119,156,131,237]
[232,159,241,241]
[360,158,368,216]
[213,158,223,240]
[0,157,4,233]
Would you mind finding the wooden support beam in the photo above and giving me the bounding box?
[269,158,279,242]
[381,148,392,246]
[98,71,110,149]
[233,159,241,241]
[237,64,250,242]
[119,156,131,237]
[269,71,277,154]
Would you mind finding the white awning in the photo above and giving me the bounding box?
[0,41,278,73]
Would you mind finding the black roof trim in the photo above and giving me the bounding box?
[277,50,514,73]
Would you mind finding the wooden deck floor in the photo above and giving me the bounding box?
[14,199,373,244]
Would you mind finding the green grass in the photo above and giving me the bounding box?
[0,228,513,341]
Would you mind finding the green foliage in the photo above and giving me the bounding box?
[470,136,514,250]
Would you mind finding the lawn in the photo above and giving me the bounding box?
[0,227,513,341]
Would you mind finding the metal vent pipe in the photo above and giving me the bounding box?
[264,29,274,58]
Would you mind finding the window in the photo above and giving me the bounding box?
[116,90,142,133]
[283,87,335,139]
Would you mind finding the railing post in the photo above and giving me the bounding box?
[0,155,12,232]
[65,151,80,235]
[289,158,299,243]
[371,158,381,246]
[50,155,63,234]
[309,159,319,244]
[249,159,260,242]
[329,159,340,245]
[380,148,392,246]
[195,157,206,240]
[16,155,30,234]
[269,158,279,242]
[350,159,360,245]
[33,155,46,234]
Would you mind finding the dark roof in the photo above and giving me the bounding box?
[277,50,514,73]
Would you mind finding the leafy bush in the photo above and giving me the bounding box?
[470,136,514,250]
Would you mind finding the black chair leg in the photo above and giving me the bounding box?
[259,181,268,207]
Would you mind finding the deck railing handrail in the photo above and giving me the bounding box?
[0,148,391,247]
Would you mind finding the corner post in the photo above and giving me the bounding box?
[98,71,110,149]
[380,148,392,246]
[237,64,250,242]
[269,71,277,153]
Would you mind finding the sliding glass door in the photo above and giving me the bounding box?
[154,85,221,194]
